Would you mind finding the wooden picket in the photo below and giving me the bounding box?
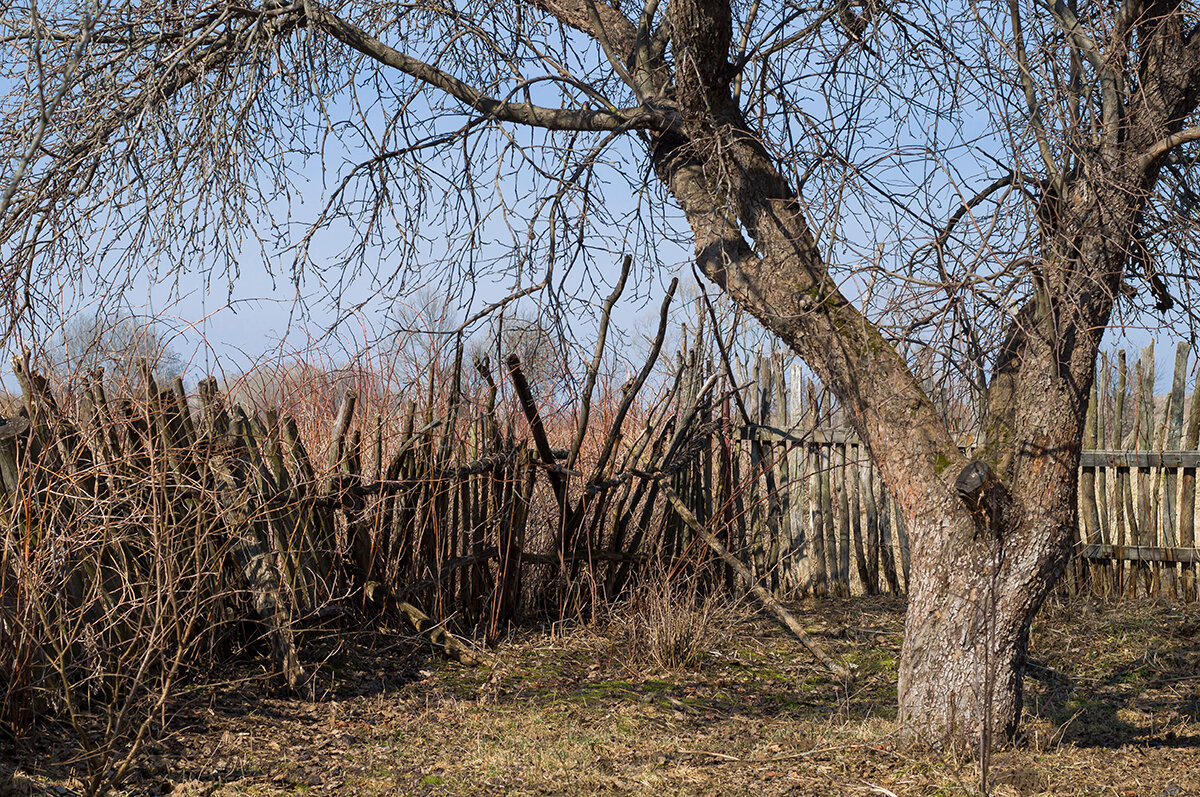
[723,343,1200,602]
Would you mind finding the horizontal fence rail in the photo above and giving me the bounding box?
[1080,545,1200,563]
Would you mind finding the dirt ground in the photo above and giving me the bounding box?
[3,594,1199,796]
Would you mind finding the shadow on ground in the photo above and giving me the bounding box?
[1025,597,1200,750]
[3,595,1200,795]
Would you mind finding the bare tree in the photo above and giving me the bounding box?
[5,0,1200,747]
[489,313,567,393]
[44,313,183,390]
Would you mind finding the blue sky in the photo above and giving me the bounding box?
[1,1,1192,397]
[7,159,1183,397]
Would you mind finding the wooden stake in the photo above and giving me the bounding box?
[662,484,853,683]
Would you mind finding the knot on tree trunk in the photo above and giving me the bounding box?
[955,460,1008,539]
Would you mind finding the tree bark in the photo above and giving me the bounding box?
[898,490,1075,745]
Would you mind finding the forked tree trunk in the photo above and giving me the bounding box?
[650,106,1098,745]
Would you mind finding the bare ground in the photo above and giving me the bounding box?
[4,594,1200,796]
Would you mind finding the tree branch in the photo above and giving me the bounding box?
[917,171,1025,413]
[0,7,96,227]
[1136,125,1200,172]
[522,0,638,61]
[1008,0,1060,175]
[925,172,1026,257]
[1040,0,1122,143]
[634,0,664,70]
[567,253,631,469]
[582,0,638,93]
[306,2,664,132]
[0,15,254,249]
[661,484,853,683]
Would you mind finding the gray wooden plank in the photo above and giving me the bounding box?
[1081,451,1200,468]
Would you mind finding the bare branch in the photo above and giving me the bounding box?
[581,0,638,93]
[1040,0,1122,142]
[567,253,631,469]
[305,2,666,132]
[522,0,638,60]
[1137,125,1200,173]
[1006,0,1060,176]
[0,4,95,227]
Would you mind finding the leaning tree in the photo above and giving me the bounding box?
[4,0,1200,746]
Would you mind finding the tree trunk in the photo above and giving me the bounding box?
[901,565,1027,746]
[536,0,1144,750]
[896,383,1081,745]
[898,513,1072,745]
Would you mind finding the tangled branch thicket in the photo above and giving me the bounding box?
[0,297,707,759]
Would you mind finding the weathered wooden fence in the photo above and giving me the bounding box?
[711,350,911,600]
[1076,342,1200,601]
[0,286,751,728]
[713,342,1200,604]
[4,323,1197,733]
[0,335,694,714]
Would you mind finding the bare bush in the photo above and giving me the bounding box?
[41,313,183,395]
[0,390,237,796]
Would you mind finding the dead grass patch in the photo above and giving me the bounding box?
[3,595,1199,796]
[601,572,745,673]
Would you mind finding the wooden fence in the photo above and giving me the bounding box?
[0,321,920,732]
[720,351,910,599]
[0,285,751,726]
[1076,342,1200,601]
[4,328,1198,731]
[716,342,1200,604]
[0,340,687,712]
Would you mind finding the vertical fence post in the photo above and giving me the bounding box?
[1096,357,1113,596]
[1180,366,1200,602]
[1114,350,1131,595]
[1081,380,1101,590]
[1162,343,1190,598]
[807,384,828,597]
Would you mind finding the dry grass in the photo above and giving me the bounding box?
[4,594,1198,796]
[603,570,744,672]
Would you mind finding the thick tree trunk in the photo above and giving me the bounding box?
[900,574,1028,746]
[898,511,1073,745]
[896,346,1086,745]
